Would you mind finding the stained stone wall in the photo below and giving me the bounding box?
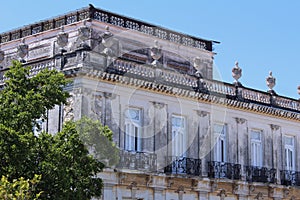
[1,7,300,199]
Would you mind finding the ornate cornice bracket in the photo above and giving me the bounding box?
[270,124,280,131]
[152,101,165,109]
[235,117,246,124]
[103,92,116,100]
[254,192,264,200]
[196,110,209,117]
[217,189,227,200]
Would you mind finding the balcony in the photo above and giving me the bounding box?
[164,157,201,176]
[280,170,300,186]
[208,161,241,180]
[245,166,276,183]
[117,150,157,172]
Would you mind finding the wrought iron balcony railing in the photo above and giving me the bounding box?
[164,156,201,176]
[117,150,157,172]
[208,161,241,180]
[245,166,276,183]
[280,170,300,186]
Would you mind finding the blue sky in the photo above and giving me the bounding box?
[1,1,300,99]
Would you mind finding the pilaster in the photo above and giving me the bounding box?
[270,124,281,184]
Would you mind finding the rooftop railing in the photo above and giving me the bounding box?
[0,5,213,51]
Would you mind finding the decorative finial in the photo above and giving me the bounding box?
[232,61,242,86]
[150,40,162,66]
[266,71,276,92]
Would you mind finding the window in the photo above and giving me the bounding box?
[33,118,44,135]
[213,124,227,162]
[124,108,141,151]
[250,130,262,167]
[284,136,295,171]
[171,115,186,157]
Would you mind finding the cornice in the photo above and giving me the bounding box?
[80,68,300,122]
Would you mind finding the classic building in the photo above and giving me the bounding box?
[0,4,300,200]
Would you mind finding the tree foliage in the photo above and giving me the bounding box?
[75,117,119,167]
[0,175,42,200]
[0,61,108,199]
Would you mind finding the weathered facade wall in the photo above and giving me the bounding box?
[1,5,300,199]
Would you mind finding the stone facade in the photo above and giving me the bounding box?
[1,5,300,200]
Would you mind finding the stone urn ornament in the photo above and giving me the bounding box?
[100,26,114,56]
[56,26,69,52]
[150,40,162,66]
[78,20,91,48]
[232,61,242,85]
[17,38,29,63]
[193,57,205,77]
[266,71,276,91]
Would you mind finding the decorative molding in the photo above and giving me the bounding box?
[235,117,246,124]
[167,177,174,188]
[217,189,227,200]
[191,179,198,188]
[283,188,290,198]
[254,192,263,200]
[103,92,116,99]
[211,181,218,192]
[145,175,152,187]
[118,173,126,184]
[152,101,165,109]
[196,110,209,117]
[270,124,280,131]
[249,185,255,193]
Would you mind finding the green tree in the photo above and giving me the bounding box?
[0,175,42,200]
[75,116,119,167]
[0,61,107,199]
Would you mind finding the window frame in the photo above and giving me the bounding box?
[171,114,186,157]
[124,107,142,152]
[250,129,263,167]
[284,135,295,171]
[213,123,227,163]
